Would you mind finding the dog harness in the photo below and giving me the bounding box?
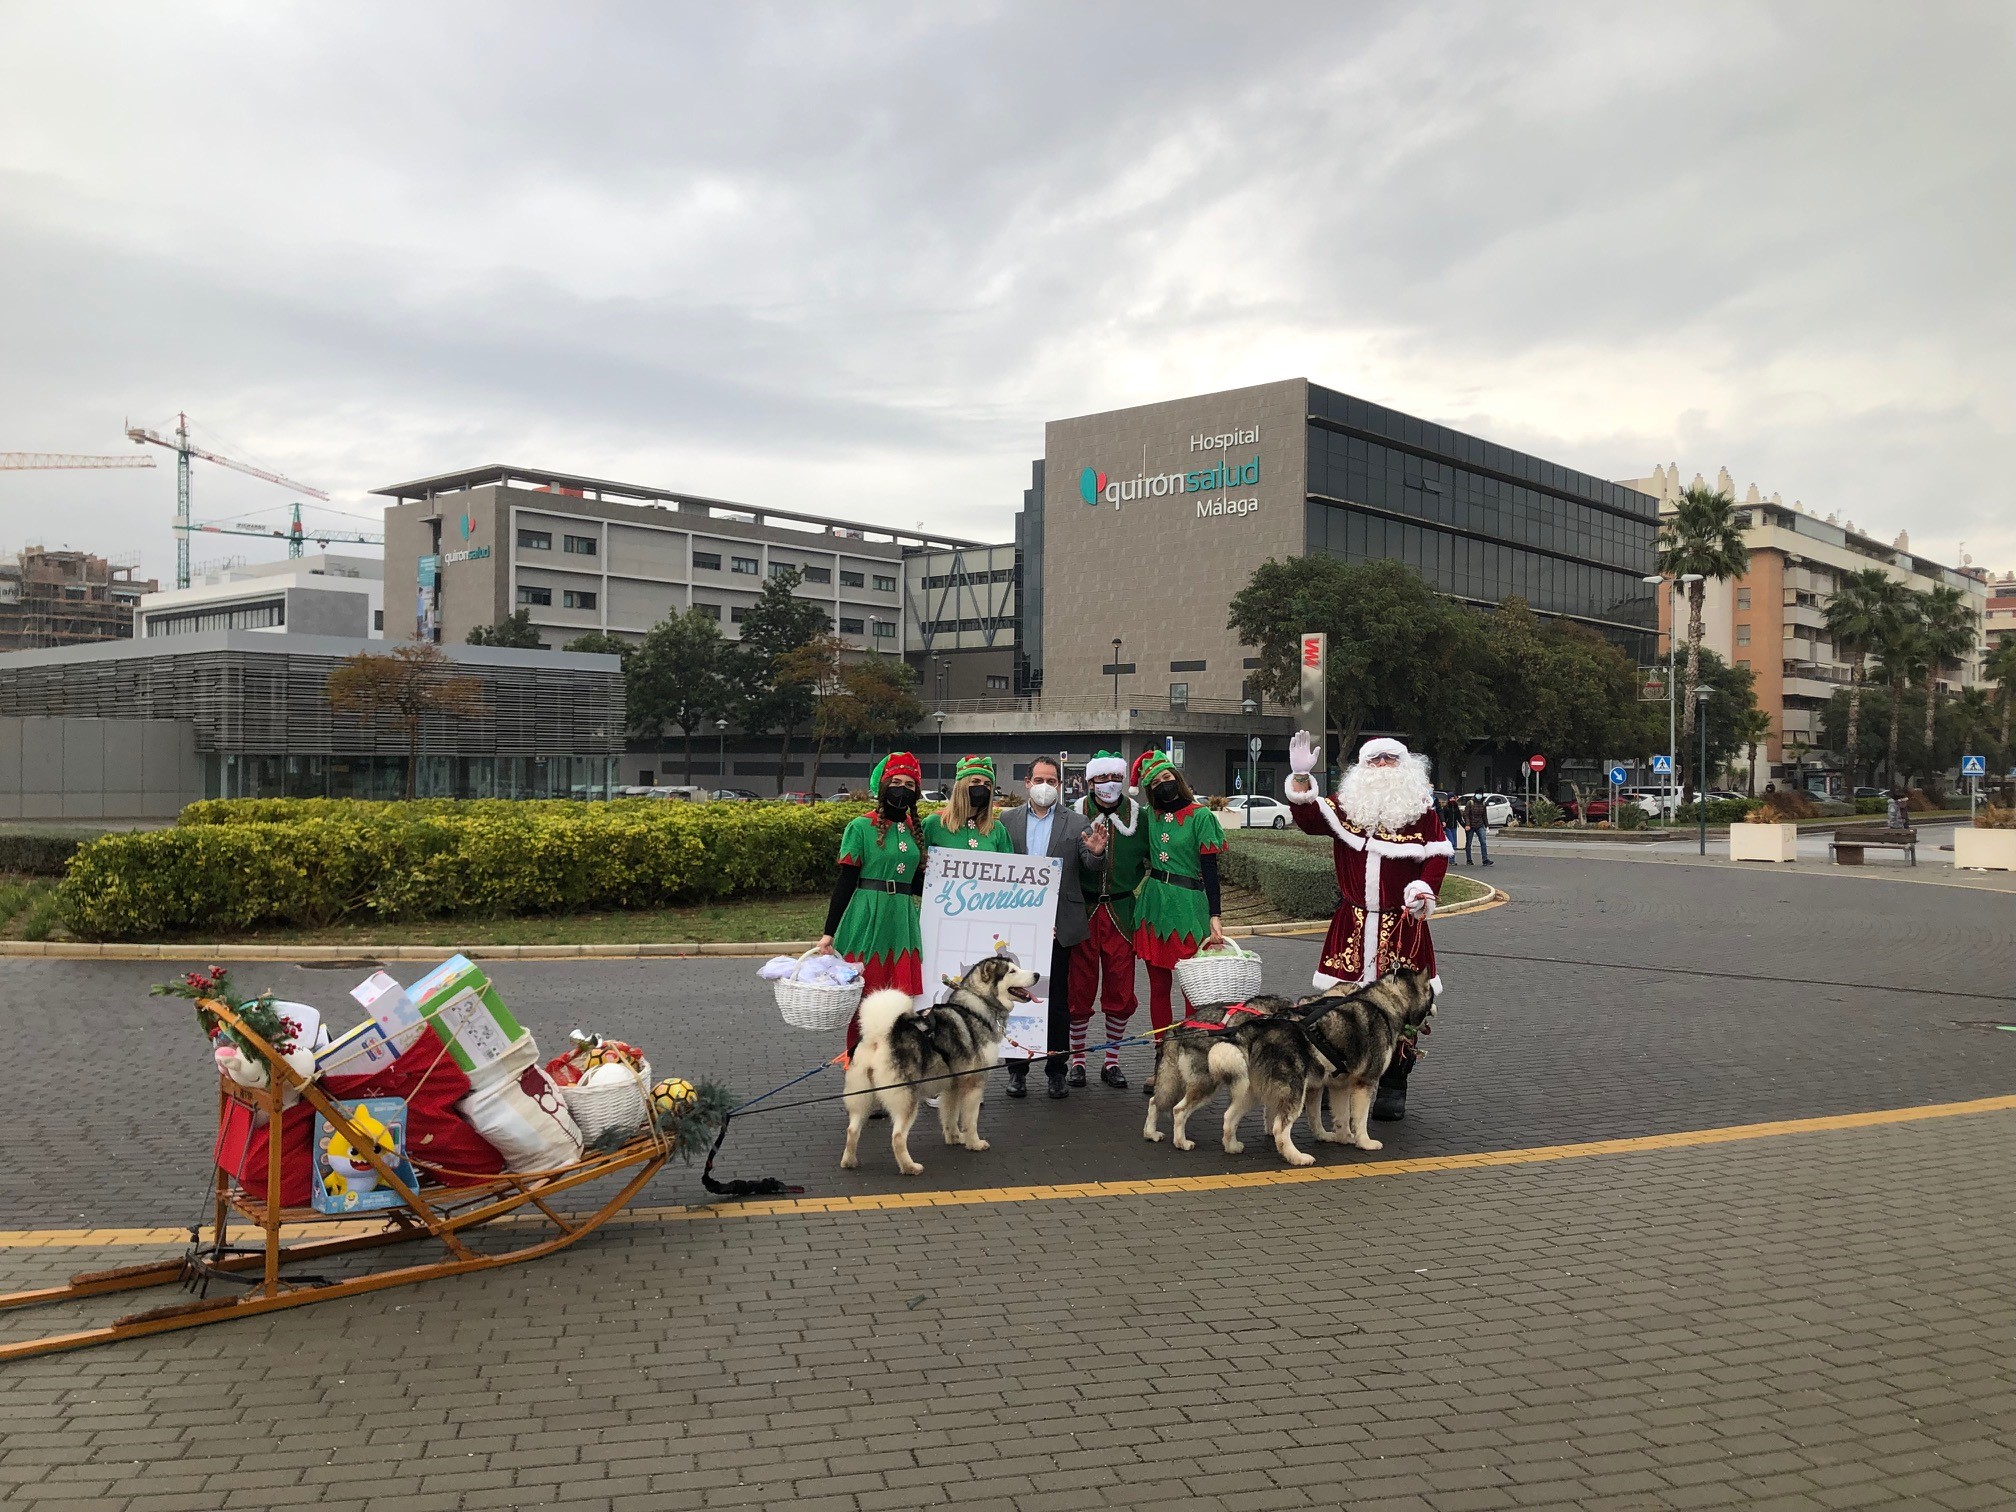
[1174,1002,1269,1033]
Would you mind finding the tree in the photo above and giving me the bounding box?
[1522,615,1660,821]
[629,607,733,786]
[1988,637,2016,751]
[1822,568,1906,786]
[1731,706,1775,795]
[466,609,545,648]
[563,630,634,665]
[735,566,831,788]
[326,643,483,800]
[1873,596,1927,785]
[780,633,848,794]
[830,653,927,784]
[1950,686,2000,774]
[1656,483,1750,792]
[1914,585,1977,771]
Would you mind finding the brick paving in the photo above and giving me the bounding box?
[2,852,2014,1508]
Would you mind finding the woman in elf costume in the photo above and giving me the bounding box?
[1130,750,1227,1077]
[922,754,1015,855]
[817,751,926,1054]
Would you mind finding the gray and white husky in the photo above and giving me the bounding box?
[839,954,1038,1176]
[1141,994,1296,1153]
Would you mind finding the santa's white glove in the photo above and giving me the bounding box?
[1285,730,1319,799]
[1403,880,1436,920]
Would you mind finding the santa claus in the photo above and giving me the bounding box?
[1283,731,1453,1120]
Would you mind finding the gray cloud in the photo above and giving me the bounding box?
[1,1,2010,579]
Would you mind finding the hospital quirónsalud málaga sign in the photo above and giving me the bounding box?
[1079,424,1262,522]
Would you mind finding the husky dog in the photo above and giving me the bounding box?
[1142,994,1295,1153]
[840,954,1038,1176]
[1226,967,1437,1167]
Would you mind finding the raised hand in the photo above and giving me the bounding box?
[1289,730,1317,776]
[1085,818,1109,855]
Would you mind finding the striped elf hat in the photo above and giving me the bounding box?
[1137,750,1178,790]
[954,754,995,784]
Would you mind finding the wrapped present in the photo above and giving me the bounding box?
[350,970,425,1054]
[405,955,525,1074]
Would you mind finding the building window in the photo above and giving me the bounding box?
[518,586,552,606]
[564,590,597,610]
[373,609,384,631]
[730,606,749,623]
[840,570,864,588]
[731,556,759,575]
[801,565,831,584]
[143,597,286,636]
[1736,624,1751,646]
[563,535,597,556]
[1736,658,1750,670]
[1170,659,1206,672]
[1169,683,1189,708]
[1736,587,1751,609]
[873,574,896,592]
[769,562,794,579]
[1242,657,1261,669]
[985,674,1010,692]
[518,529,552,551]
[694,551,722,571]
[839,617,865,635]
[872,620,895,639]
[692,602,721,620]
[1099,661,1137,676]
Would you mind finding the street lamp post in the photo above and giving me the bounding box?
[1696,689,1713,855]
[1242,697,1258,800]
[715,718,729,795]
[933,709,947,791]
[1642,570,1703,819]
[1111,637,1123,712]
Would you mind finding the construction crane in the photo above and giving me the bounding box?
[192,501,384,559]
[1,452,157,470]
[127,413,329,588]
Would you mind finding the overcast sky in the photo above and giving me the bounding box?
[2,2,2011,583]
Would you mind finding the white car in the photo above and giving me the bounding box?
[1221,794,1292,829]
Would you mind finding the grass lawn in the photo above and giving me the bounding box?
[0,876,62,941]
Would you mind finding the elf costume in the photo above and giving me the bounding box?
[921,754,1015,855]
[826,752,926,1052]
[1130,750,1226,1042]
[1069,750,1149,1085]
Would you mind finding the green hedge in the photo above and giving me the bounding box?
[59,802,869,940]
[173,796,799,826]
[1220,836,1340,921]
[0,830,93,877]
[1854,796,1887,816]
[1671,798,1765,826]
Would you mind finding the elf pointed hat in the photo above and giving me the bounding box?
[1129,749,1156,791]
[1137,750,1179,791]
[868,751,921,791]
[1085,750,1128,784]
[954,754,995,785]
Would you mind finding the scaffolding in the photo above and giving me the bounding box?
[0,546,160,651]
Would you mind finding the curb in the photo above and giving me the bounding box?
[0,890,1510,962]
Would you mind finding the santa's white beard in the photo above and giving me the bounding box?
[1339,758,1434,834]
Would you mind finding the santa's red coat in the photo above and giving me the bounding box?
[1286,789,1453,989]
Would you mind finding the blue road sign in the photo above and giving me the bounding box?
[1962,754,1987,776]
[1652,754,1674,775]
[1607,765,1628,786]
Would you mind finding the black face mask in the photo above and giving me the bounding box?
[1150,782,1182,810]
[879,785,917,813]
[968,785,992,810]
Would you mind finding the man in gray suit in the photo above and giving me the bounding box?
[1001,755,1107,1099]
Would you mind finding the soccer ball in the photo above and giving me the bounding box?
[650,1077,698,1123]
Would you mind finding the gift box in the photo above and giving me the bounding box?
[312,1096,418,1214]
[315,1020,401,1079]
[351,970,425,1054]
[405,955,524,1074]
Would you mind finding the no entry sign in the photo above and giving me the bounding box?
[1528,754,1547,772]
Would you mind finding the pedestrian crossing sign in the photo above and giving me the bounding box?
[1962,754,1987,776]
[1652,754,1673,775]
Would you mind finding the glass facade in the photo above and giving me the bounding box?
[1303,386,1658,659]
[209,753,618,800]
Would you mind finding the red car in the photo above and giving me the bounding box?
[777,790,822,805]
[1554,796,1612,822]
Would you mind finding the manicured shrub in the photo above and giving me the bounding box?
[1220,836,1339,921]
[1672,798,1764,826]
[1854,796,1888,816]
[0,830,92,876]
[59,801,863,940]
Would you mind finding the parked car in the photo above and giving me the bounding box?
[1853,785,1886,800]
[1458,793,1512,828]
[709,788,761,802]
[1555,796,1614,823]
[1703,789,1745,804]
[778,790,821,804]
[1221,794,1292,829]
[919,788,949,803]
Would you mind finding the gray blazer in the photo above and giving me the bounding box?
[1001,803,1096,949]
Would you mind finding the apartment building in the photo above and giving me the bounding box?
[1627,465,1988,771]
[0,546,157,652]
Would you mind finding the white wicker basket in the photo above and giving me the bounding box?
[774,949,864,1032]
[560,1058,652,1145]
[1173,941,1263,1006]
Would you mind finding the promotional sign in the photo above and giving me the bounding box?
[920,847,1062,1061]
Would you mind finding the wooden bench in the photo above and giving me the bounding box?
[1828,825,1917,866]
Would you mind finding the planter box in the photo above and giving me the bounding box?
[1954,827,2016,871]
[1730,823,1798,863]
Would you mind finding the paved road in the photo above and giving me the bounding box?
[3,851,2014,1510]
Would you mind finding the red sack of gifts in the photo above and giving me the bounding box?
[237,1101,317,1208]
[326,1024,505,1187]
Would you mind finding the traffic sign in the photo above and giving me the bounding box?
[1233,771,1244,791]
[1527,754,1547,772]
[1249,736,1263,757]
[1652,754,1674,775]
[1608,765,1628,786]
[1962,754,1987,777]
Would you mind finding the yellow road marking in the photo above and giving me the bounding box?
[5,1091,2014,1250]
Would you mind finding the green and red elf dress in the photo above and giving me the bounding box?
[1130,751,1226,1028]
[827,754,927,1042]
[920,754,1015,857]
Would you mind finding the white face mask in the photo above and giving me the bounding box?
[1028,782,1059,809]
[1093,780,1123,803]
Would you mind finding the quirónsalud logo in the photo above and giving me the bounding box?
[1079,467,1108,506]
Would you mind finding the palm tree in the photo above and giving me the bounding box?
[1984,636,2016,753]
[1822,567,1906,787]
[1732,706,1774,795]
[1950,686,1999,773]
[1656,483,1750,791]
[1874,598,1927,786]
[1914,585,1977,774]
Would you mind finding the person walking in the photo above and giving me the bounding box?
[1440,793,1464,864]
[1000,757,1104,1099]
[1070,750,1149,1088]
[923,755,1016,856]
[1130,751,1227,1092]
[815,752,926,1057]
[1462,793,1493,866]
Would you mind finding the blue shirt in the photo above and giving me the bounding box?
[1024,804,1055,858]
